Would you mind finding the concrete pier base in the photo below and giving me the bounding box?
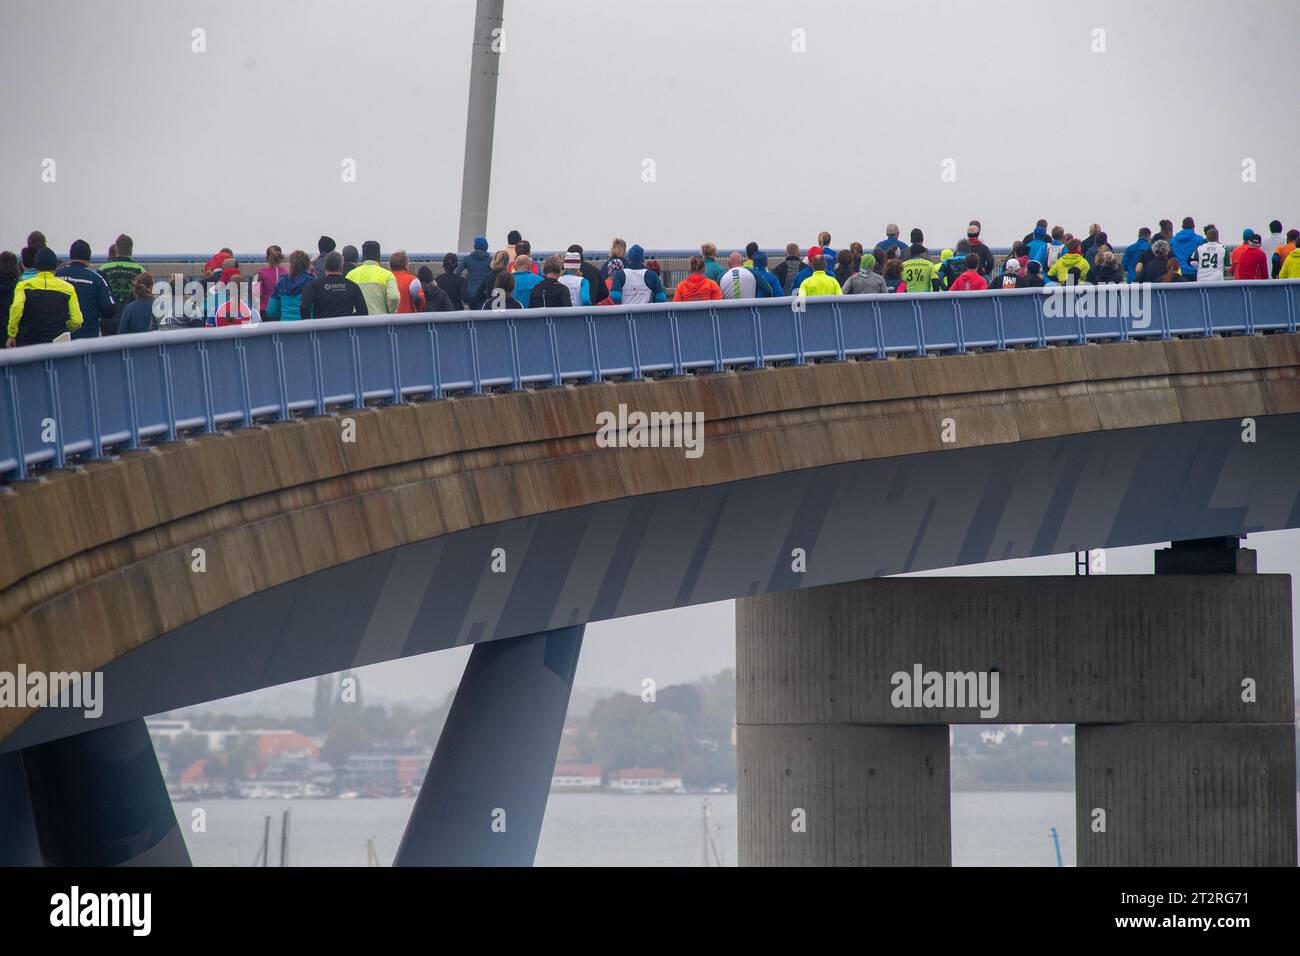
[19,718,190,866]
[394,625,583,866]
[1077,722,1296,866]
[738,724,950,866]
[737,564,1294,866]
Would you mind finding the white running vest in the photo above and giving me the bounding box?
[620,268,651,304]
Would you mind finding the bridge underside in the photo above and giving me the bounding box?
[6,412,1299,754]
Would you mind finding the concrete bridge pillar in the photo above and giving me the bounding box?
[394,624,583,866]
[17,718,190,866]
[1075,538,1296,866]
[737,564,1295,866]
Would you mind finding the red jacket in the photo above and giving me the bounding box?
[950,270,988,292]
[1234,245,1269,281]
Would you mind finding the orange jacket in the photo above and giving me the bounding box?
[673,273,723,302]
[393,270,424,313]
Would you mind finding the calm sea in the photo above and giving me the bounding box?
[175,791,1090,866]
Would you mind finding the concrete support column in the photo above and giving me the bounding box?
[1076,722,1295,865]
[394,624,582,866]
[738,724,950,866]
[739,566,1294,867]
[19,718,190,866]
[1076,538,1296,866]
[737,592,952,866]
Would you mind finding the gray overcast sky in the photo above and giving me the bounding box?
[2,0,1295,255]
[4,1,1294,707]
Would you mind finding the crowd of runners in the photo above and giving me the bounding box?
[4,218,1299,346]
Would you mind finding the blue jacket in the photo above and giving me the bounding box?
[267,272,314,321]
[55,262,116,338]
[875,238,907,256]
[1121,238,1150,283]
[750,252,784,297]
[1171,228,1205,277]
[512,270,544,307]
[459,240,494,307]
[610,245,666,303]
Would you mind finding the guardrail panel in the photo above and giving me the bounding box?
[1000,293,1044,345]
[916,297,961,353]
[2,282,1298,479]
[165,341,211,427]
[717,306,756,367]
[87,351,133,444]
[633,311,676,373]
[1208,285,1249,334]
[799,300,839,359]
[876,297,921,354]
[435,321,476,392]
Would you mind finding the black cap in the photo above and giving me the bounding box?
[318,235,336,255]
[69,239,92,261]
[35,247,58,271]
[361,240,381,261]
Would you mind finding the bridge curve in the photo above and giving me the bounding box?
[2,284,1299,750]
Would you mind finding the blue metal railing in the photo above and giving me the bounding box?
[2,281,1297,480]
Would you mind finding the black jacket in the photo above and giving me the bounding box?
[579,260,608,304]
[419,282,457,312]
[435,272,468,309]
[301,274,369,319]
[528,277,573,308]
[773,256,803,294]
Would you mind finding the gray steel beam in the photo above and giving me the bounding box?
[456,0,505,252]
[394,624,583,866]
[19,718,190,866]
[0,751,41,866]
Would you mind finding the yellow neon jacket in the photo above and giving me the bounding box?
[798,270,843,296]
[9,271,83,344]
[346,261,400,315]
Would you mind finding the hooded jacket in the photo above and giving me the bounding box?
[1170,227,1205,278]
[949,269,988,292]
[1279,247,1300,280]
[841,255,886,295]
[673,273,723,302]
[1121,237,1150,283]
[750,252,784,298]
[266,271,315,321]
[458,238,495,307]
[1048,252,1091,284]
